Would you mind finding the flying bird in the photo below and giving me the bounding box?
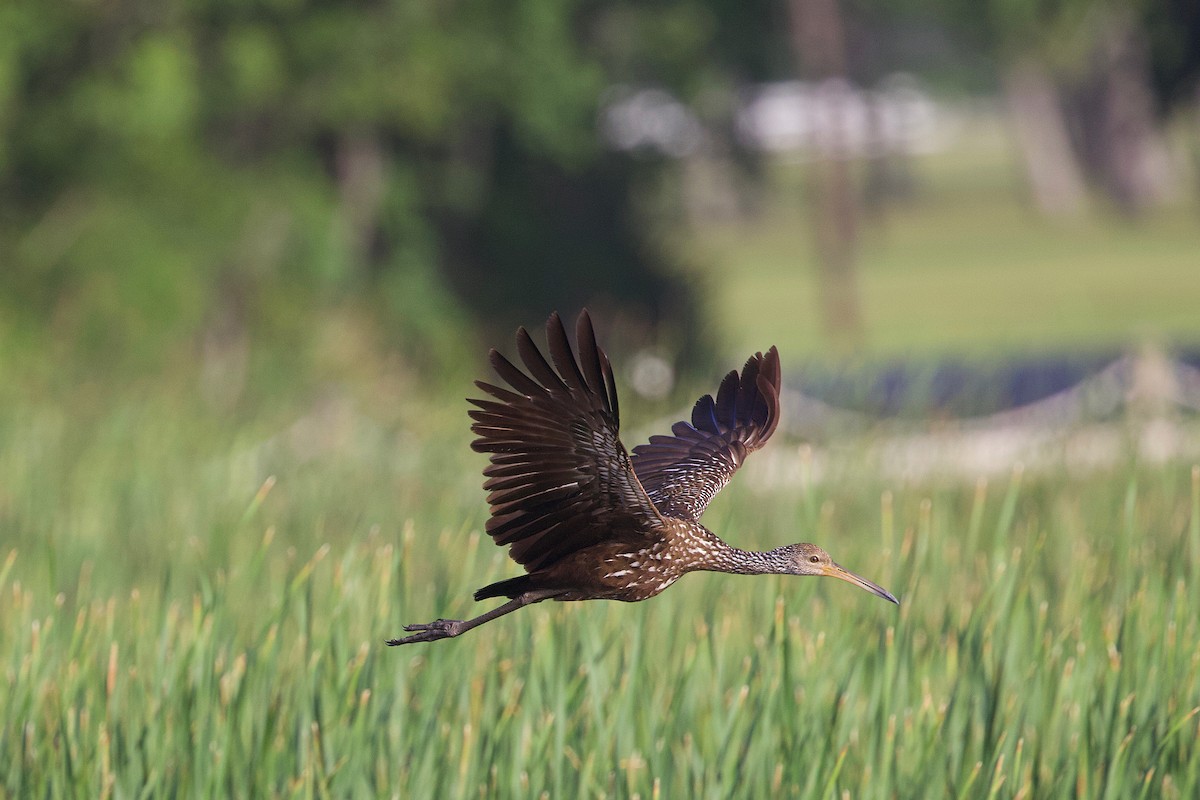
[388,311,897,645]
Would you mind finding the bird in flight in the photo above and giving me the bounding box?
[388,311,897,645]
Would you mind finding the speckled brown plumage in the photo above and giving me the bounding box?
[388,311,897,646]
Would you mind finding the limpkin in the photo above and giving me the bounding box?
[388,311,897,646]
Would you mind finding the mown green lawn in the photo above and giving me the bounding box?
[686,127,1200,360]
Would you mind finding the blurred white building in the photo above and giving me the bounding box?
[600,75,957,160]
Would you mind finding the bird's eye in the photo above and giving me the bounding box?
[809,555,820,563]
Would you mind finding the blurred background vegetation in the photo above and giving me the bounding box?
[3,0,1197,404]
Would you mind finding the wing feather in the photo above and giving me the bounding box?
[631,347,781,521]
[470,310,663,571]
[546,314,590,394]
[516,327,569,393]
[489,351,548,399]
[575,313,609,412]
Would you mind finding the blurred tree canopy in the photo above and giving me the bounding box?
[0,0,728,382]
[1,0,1196,389]
[904,0,1200,214]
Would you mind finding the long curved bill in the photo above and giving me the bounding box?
[823,562,899,605]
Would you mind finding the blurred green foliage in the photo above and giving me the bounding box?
[0,0,1196,394]
[0,0,726,381]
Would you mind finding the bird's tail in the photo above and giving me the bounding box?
[473,575,534,601]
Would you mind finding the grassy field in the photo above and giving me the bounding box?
[2,373,1200,797]
[4,132,1200,796]
[683,122,1200,361]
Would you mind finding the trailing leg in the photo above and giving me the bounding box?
[386,589,561,646]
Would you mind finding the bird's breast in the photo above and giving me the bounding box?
[596,542,687,600]
[540,537,685,602]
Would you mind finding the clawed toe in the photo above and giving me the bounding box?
[386,619,463,646]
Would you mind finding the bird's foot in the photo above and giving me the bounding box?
[386,619,465,646]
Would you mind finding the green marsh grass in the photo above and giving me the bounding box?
[2,388,1199,797]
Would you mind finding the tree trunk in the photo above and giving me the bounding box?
[1089,10,1180,214]
[787,0,862,350]
[335,132,388,269]
[1002,58,1088,218]
[862,76,918,218]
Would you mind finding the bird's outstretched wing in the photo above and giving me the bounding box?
[630,347,781,521]
[469,311,664,572]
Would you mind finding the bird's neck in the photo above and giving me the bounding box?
[691,528,793,575]
[717,546,795,575]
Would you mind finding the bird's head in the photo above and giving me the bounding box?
[784,543,899,604]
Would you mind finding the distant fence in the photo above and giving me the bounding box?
[749,348,1200,486]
